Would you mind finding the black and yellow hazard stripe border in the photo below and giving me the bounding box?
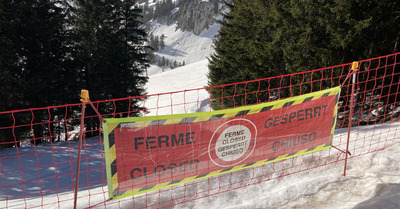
[111,142,332,200]
[102,86,341,200]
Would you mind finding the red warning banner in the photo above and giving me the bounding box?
[103,87,340,199]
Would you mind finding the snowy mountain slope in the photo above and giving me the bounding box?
[148,22,219,68]
[143,9,221,115]
[144,0,223,75]
[145,59,211,115]
[146,23,219,77]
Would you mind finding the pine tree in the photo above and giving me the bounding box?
[70,0,150,136]
[71,0,149,102]
[160,34,165,49]
[0,0,71,110]
[161,56,166,66]
[166,59,170,67]
[0,0,72,145]
[208,0,274,109]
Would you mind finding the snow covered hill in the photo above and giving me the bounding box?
[143,2,221,115]
[146,22,219,77]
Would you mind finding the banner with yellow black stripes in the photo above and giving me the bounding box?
[102,86,341,200]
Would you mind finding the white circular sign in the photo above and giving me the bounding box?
[215,125,251,161]
[208,118,257,167]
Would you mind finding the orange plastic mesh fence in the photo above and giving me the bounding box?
[1,52,400,208]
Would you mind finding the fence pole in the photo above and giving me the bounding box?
[74,90,89,209]
[344,62,358,176]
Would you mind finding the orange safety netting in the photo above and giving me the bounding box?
[1,52,400,208]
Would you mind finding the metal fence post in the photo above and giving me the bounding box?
[74,90,89,209]
[344,62,358,176]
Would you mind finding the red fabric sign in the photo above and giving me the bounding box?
[105,88,339,197]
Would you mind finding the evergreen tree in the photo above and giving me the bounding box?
[68,0,150,136]
[0,0,71,110]
[161,56,166,66]
[0,0,73,145]
[0,1,23,112]
[160,34,165,49]
[208,0,274,109]
[149,34,160,50]
[0,0,151,146]
[71,0,149,103]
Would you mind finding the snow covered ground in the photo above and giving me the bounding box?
[2,17,400,209]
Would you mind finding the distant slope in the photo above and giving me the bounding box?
[148,22,219,68]
[146,60,211,116]
[144,0,222,76]
[141,0,222,115]
[147,60,209,95]
[145,21,218,116]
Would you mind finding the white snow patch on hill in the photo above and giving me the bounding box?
[148,22,219,66]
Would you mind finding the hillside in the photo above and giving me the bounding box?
[143,0,222,116]
[143,0,223,76]
[146,22,219,77]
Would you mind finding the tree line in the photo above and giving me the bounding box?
[208,0,400,125]
[0,0,150,146]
